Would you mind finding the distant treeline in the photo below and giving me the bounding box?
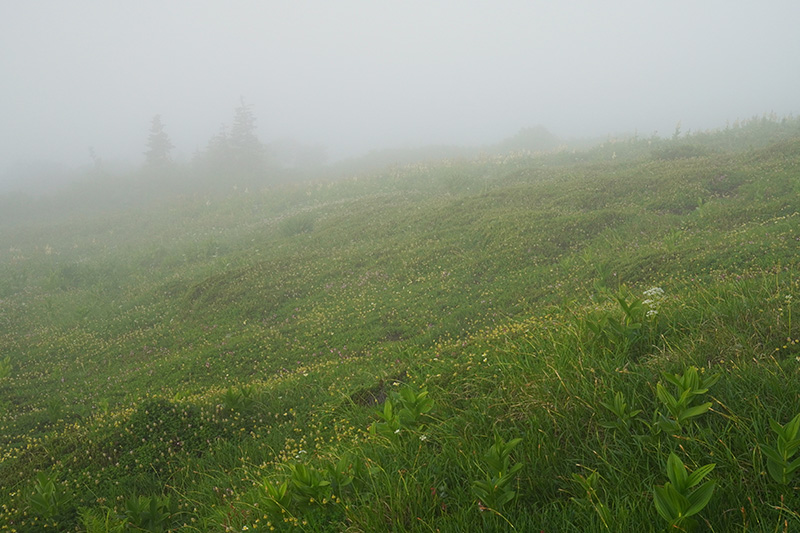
[1,113,798,228]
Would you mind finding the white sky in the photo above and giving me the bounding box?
[1,1,799,173]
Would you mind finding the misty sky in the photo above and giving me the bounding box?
[2,1,799,174]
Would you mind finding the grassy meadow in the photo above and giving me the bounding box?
[1,116,800,531]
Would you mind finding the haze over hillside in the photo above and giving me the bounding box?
[4,3,800,528]
[2,1,799,190]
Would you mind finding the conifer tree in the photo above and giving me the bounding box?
[229,97,263,169]
[144,114,174,167]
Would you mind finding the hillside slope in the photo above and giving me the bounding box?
[0,122,799,531]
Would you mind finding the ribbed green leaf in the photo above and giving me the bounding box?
[657,414,680,433]
[785,413,800,440]
[685,481,716,517]
[677,388,697,407]
[399,387,414,404]
[686,463,715,488]
[662,371,682,389]
[418,397,433,413]
[613,391,626,410]
[507,462,523,476]
[653,485,677,521]
[760,443,785,465]
[506,437,523,451]
[684,367,700,390]
[787,455,800,474]
[766,458,789,484]
[701,372,720,390]
[655,483,689,520]
[666,453,688,490]
[678,402,711,423]
[656,384,677,411]
[782,438,800,456]
[497,490,516,506]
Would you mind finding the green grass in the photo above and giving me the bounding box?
[1,116,800,531]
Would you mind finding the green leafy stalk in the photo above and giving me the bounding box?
[599,390,643,431]
[761,412,800,484]
[655,366,718,431]
[472,435,524,512]
[653,453,715,532]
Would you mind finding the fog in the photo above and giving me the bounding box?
[2,1,799,188]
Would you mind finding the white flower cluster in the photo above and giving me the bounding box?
[643,287,665,318]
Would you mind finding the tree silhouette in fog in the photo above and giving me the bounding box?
[229,97,264,173]
[194,98,266,182]
[144,114,174,167]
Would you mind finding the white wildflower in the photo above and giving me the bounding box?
[643,287,664,298]
[643,287,665,318]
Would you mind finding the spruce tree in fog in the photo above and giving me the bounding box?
[144,114,174,167]
[229,97,264,173]
[194,124,233,180]
[204,124,230,164]
[193,98,268,183]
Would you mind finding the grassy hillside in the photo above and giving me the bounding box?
[1,117,800,531]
